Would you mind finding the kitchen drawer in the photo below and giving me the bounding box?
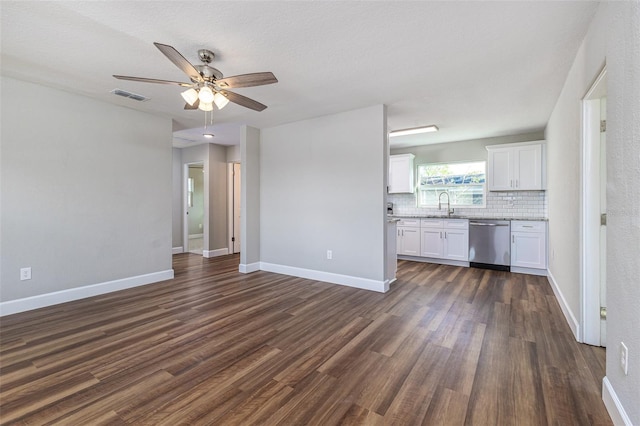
[420,219,444,228]
[511,220,546,232]
[444,219,468,230]
[398,219,421,227]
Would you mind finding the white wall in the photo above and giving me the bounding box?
[258,105,387,290]
[546,2,639,423]
[208,144,228,251]
[603,2,640,424]
[391,131,544,163]
[226,144,241,163]
[240,126,261,271]
[1,77,173,306]
[171,148,183,249]
[546,4,607,333]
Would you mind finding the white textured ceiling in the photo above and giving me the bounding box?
[0,1,598,148]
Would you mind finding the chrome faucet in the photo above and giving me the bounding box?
[438,192,454,217]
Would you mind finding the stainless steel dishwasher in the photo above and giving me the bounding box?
[468,220,511,271]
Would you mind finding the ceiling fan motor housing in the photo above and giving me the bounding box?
[195,65,223,81]
[195,50,223,81]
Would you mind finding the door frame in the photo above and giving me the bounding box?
[580,65,606,346]
[227,162,241,254]
[184,161,207,256]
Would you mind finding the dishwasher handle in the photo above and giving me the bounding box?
[469,222,509,226]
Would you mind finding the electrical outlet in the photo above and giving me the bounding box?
[327,250,333,260]
[20,267,32,281]
[620,342,629,375]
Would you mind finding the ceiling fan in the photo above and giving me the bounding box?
[113,42,277,112]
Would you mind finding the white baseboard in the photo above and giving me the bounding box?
[0,269,174,317]
[203,248,229,258]
[511,266,547,276]
[259,262,388,293]
[547,269,580,340]
[383,278,395,291]
[172,246,184,254]
[239,262,260,274]
[602,376,632,425]
[397,255,469,268]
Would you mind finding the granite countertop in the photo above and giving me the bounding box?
[389,215,548,222]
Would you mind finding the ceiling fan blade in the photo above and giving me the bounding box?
[113,75,192,87]
[221,90,267,112]
[153,42,203,83]
[215,72,278,89]
[184,99,200,110]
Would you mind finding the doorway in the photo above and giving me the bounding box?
[581,66,607,347]
[185,163,205,255]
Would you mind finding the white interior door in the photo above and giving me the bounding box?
[599,97,607,346]
[581,67,606,347]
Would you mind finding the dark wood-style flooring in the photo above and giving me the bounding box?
[0,254,611,425]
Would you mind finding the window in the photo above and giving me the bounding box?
[417,161,486,207]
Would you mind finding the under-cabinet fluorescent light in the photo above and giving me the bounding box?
[203,133,214,138]
[389,125,439,137]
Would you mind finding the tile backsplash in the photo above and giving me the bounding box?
[389,190,547,219]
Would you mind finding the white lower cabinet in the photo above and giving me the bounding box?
[395,217,547,273]
[420,219,469,261]
[443,228,469,261]
[511,220,547,272]
[397,219,421,256]
[421,228,444,258]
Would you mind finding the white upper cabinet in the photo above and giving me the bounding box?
[389,154,415,193]
[486,142,545,191]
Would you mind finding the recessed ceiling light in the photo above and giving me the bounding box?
[203,133,214,138]
[389,125,439,137]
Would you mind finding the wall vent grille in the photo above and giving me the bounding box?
[111,88,150,102]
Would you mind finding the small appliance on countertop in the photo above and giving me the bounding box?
[387,202,394,216]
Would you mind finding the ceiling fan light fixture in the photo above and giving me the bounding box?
[198,101,214,111]
[198,86,215,104]
[389,125,439,137]
[213,92,229,110]
[181,88,199,106]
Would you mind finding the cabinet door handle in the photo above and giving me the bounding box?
[440,231,442,239]
[516,179,519,188]
[512,235,515,243]
[444,232,447,239]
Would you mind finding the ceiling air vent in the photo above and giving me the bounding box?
[111,88,150,102]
